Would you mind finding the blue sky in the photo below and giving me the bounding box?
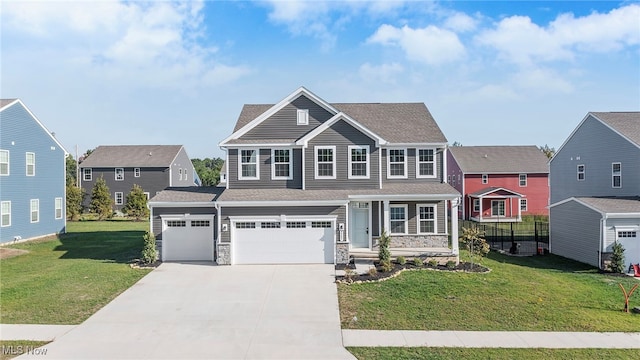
[1,1,639,159]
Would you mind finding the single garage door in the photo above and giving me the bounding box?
[162,215,214,261]
[233,219,335,264]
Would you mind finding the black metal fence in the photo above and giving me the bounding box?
[459,220,549,255]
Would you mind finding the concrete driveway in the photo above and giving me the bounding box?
[20,263,354,360]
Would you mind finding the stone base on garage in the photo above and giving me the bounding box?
[217,243,231,265]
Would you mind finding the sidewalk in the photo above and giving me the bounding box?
[0,324,75,341]
[342,329,640,348]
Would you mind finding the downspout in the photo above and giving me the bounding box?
[599,215,606,270]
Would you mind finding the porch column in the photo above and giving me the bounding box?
[479,196,483,222]
[383,200,390,234]
[517,197,522,221]
[451,198,460,255]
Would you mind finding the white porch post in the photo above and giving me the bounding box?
[383,200,390,234]
[478,196,483,222]
[517,197,522,221]
[451,198,460,255]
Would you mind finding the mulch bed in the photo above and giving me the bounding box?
[336,260,490,284]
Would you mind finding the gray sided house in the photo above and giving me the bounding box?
[0,99,67,243]
[549,112,640,269]
[80,145,200,212]
[150,87,461,265]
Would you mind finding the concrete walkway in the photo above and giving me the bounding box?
[0,324,75,341]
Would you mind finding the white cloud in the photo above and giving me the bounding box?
[443,12,477,32]
[367,24,465,65]
[358,62,404,83]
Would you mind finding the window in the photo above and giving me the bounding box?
[612,162,621,188]
[30,199,39,223]
[184,168,187,181]
[349,146,369,179]
[115,168,124,181]
[312,221,332,228]
[520,199,528,212]
[272,149,292,180]
[261,222,281,229]
[519,174,527,187]
[390,205,407,234]
[297,109,309,125]
[417,205,436,234]
[491,200,505,217]
[315,146,335,179]
[26,152,35,176]
[482,174,488,184]
[1,201,10,227]
[55,197,63,219]
[416,148,435,178]
[134,168,141,178]
[191,220,210,227]
[618,231,637,238]
[178,168,183,180]
[577,164,585,181]
[239,149,259,179]
[286,221,307,228]
[235,222,256,229]
[473,199,480,212]
[447,175,451,183]
[388,149,407,178]
[83,168,92,181]
[115,192,124,205]
[0,150,9,175]
[166,220,186,227]
[144,192,150,200]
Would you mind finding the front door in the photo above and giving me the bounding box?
[351,206,369,248]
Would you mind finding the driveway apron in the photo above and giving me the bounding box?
[18,263,354,360]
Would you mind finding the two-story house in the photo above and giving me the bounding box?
[80,145,200,212]
[447,146,549,222]
[549,112,640,270]
[0,99,67,243]
[149,87,461,265]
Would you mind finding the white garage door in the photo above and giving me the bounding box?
[233,219,335,264]
[162,216,214,261]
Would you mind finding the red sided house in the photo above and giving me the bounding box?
[447,146,549,222]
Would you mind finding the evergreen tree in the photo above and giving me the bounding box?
[66,184,85,220]
[608,242,625,273]
[90,176,113,220]
[123,184,150,220]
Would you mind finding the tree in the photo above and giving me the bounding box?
[192,157,224,186]
[451,141,463,147]
[90,176,113,220]
[539,144,555,159]
[123,184,150,220]
[378,230,391,268]
[140,231,157,265]
[66,184,85,220]
[459,226,490,268]
[608,241,625,273]
[66,155,78,186]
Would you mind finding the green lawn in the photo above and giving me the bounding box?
[339,251,640,331]
[0,221,152,324]
[348,347,640,360]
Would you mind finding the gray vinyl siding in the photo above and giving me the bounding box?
[151,206,217,240]
[550,115,640,203]
[170,147,198,187]
[81,167,169,211]
[550,200,602,268]
[239,95,333,140]
[227,148,303,189]
[390,201,446,235]
[305,120,379,190]
[382,148,444,184]
[219,205,345,243]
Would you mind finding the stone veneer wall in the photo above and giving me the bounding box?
[155,239,162,261]
[336,242,349,264]
[217,243,231,265]
[389,235,448,248]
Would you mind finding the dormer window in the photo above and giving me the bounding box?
[297,109,309,125]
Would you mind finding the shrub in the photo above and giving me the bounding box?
[380,260,393,272]
[66,185,85,220]
[459,226,490,268]
[413,257,423,267]
[123,184,150,221]
[378,231,391,263]
[427,259,438,267]
[446,260,457,269]
[344,268,356,283]
[90,176,113,220]
[141,231,157,265]
[368,267,378,277]
[396,256,406,265]
[608,242,626,273]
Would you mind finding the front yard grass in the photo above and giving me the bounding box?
[338,251,640,331]
[0,221,151,324]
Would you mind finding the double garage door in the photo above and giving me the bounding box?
[162,215,214,262]
[232,219,335,264]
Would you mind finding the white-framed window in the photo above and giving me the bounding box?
[239,149,259,180]
[315,146,336,179]
[297,109,309,125]
[144,192,150,200]
[390,204,408,235]
[417,204,436,234]
[191,220,210,227]
[166,220,186,227]
[0,150,9,176]
[387,148,407,178]
[30,199,39,223]
[134,168,141,178]
[612,162,621,188]
[416,148,436,178]
[520,198,528,212]
[286,221,307,228]
[235,222,256,229]
[519,174,527,187]
[577,164,585,181]
[482,174,488,184]
[184,168,187,181]
[179,168,183,180]
[26,152,35,176]
[348,145,369,179]
[261,222,281,229]
[312,221,332,228]
[272,148,293,180]
[115,168,124,181]
[617,231,637,238]
[55,197,63,219]
[1,201,11,227]
[447,175,451,183]
[491,200,505,217]
[473,199,480,212]
[83,168,92,181]
[115,192,124,205]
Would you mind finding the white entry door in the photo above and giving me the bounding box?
[351,206,369,248]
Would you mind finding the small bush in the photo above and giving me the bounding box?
[413,257,423,267]
[368,267,378,277]
[427,259,438,267]
[378,231,391,263]
[344,267,356,283]
[396,256,406,265]
[446,260,457,269]
[380,260,393,272]
[140,231,157,265]
[608,242,626,273]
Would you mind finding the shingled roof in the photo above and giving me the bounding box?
[591,112,640,146]
[80,145,184,167]
[449,145,549,174]
[573,197,640,214]
[151,187,223,203]
[0,99,18,108]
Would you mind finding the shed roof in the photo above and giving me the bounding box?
[449,145,549,174]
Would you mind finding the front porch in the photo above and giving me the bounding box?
[467,187,524,222]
